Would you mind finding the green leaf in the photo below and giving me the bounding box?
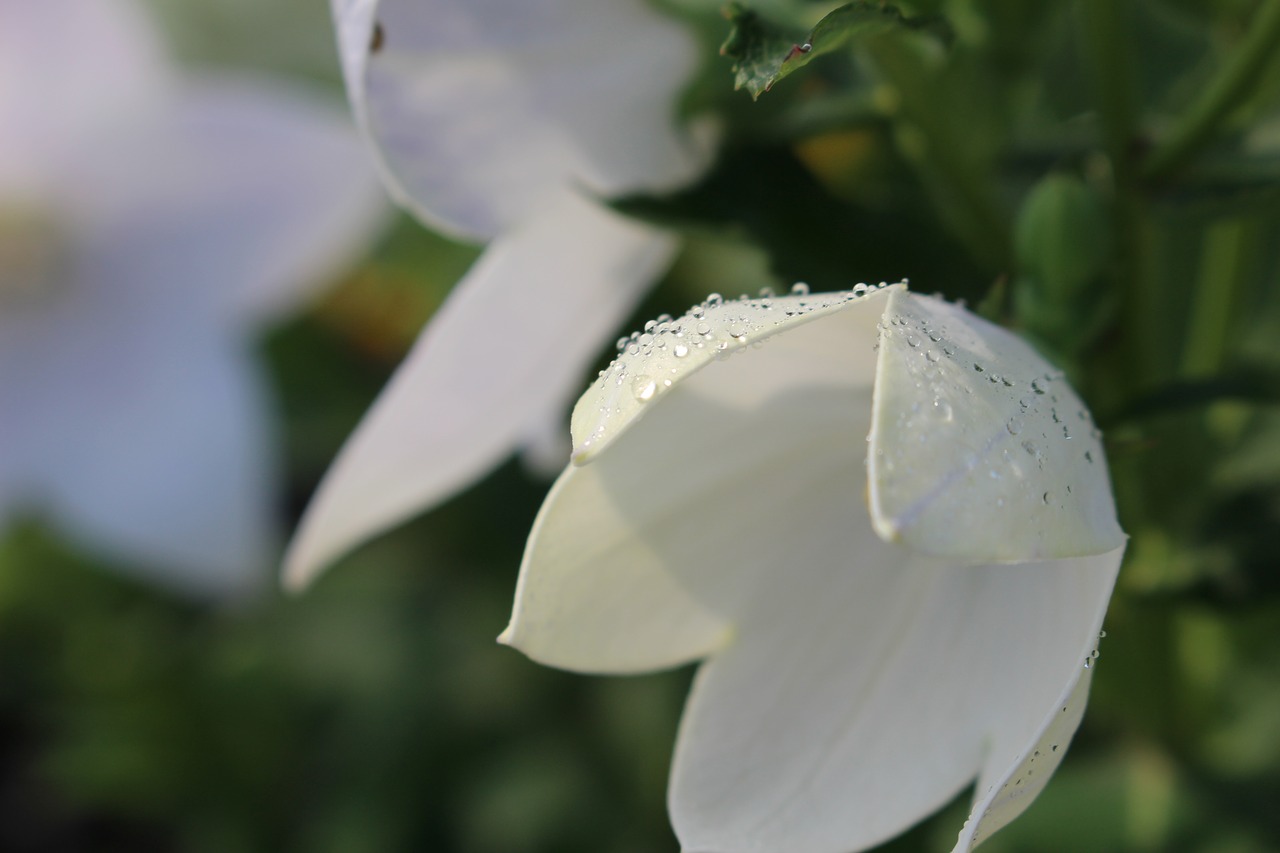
[719,1,949,100]
[1012,173,1116,357]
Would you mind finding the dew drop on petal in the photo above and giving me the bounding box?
[632,375,657,402]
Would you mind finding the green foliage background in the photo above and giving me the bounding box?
[3,0,1280,850]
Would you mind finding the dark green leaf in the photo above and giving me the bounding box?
[719,1,950,100]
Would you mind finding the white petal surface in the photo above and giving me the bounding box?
[284,193,676,587]
[671,546,1120,853]
[956,662,1096,849]
[0,0,168,194]
[0,305,275,595]
[332,0,709,238]
[506,284,1125,851]
[63,78,387,327]
[869,289,1125,561]
[506,289,891,671]
[571,284,900,462]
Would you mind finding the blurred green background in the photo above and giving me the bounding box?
[3,0,1280,851]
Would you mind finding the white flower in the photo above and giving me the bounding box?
[502,282,1126,852]
[0,0,386,595]
[283,0,714,586]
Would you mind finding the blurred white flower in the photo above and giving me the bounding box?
[0,0,387,595]
[283,0,714,586]
[502,283,1126,852]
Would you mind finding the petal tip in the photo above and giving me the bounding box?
[280,547,321,594]
[870,511,903,545]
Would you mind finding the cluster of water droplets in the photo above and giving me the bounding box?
[572,280,902,457]
[872,291,1109,538]
[1083,629,1106,669]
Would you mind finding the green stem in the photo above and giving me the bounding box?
[1081,0,1138,186]
[1181,218,1253,379]
[1079,0,1161,397]
[1142,1,1280,184]
[866,39,1012,272]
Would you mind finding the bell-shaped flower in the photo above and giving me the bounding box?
[502,282,1126,852]
[0,0,387,595]
[283,0,713,586]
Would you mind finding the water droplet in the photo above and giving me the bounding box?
[1084,450,1094,463]
[924,349,940,362]
[632,375,657,402]
[673,344,689,358]
[852,283,869,296]
[696,321,712,337]
[1031,378,1047,395]
[906,334,920,347]
[1006,417,1023,435]
[973,363,985,373]
[706,293,723,305]
[643,319,657,332]
[934,399,954,421]
[1042,491,1050,504]
[790,282,810,295]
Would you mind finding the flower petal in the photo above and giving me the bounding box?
[670,544,1121,853]
[506,381,876,672]
[868,289,1125,562]
[0,0,168,194]
[65,78,387,327]
[283,193,675,588]
[332,0,709,239]
[505,288,893,671]
[0,313,275,596]
[571,283,901,462]
[955,663,1095,849]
